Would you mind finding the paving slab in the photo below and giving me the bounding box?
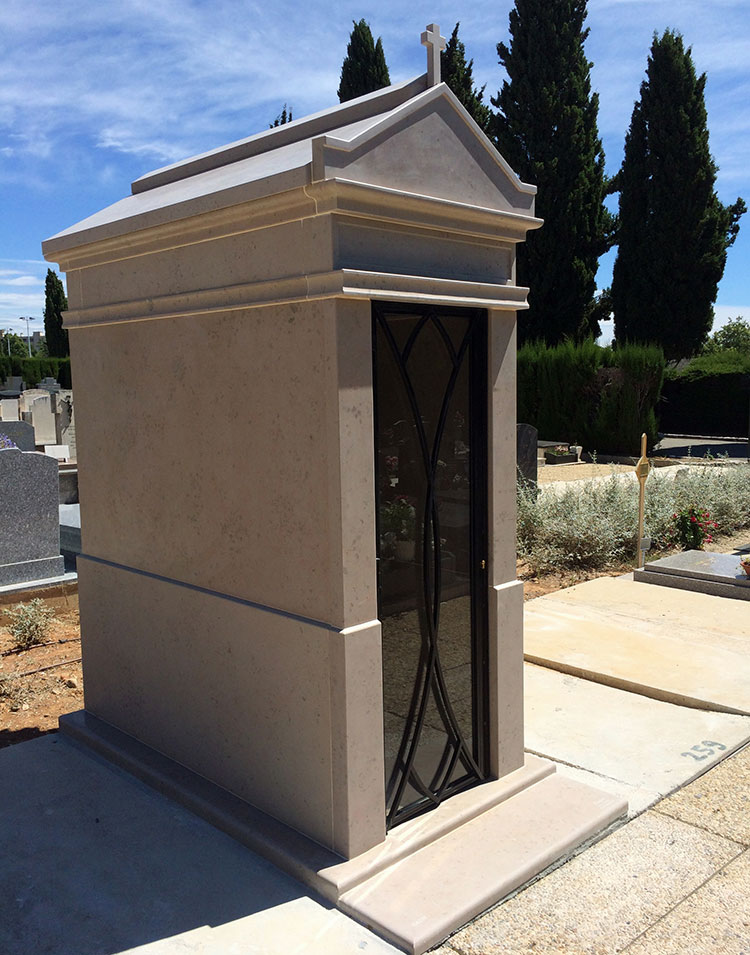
[524,664,750,813]
[524,575,750,714]
[0,734,399,955]
[119,898,400,954]
[444,812,743,955]
[624,850,750,955]
[653,743,750,845]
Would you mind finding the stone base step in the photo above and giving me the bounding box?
[60,710,626,955]
[338,774,626,954]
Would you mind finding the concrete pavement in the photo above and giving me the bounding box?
[1,569,749,954]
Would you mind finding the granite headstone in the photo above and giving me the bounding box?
[0,421,36,451]
[634,550,750,602]
[0,447,65,585]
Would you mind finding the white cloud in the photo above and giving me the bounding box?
[0,0,747,330]
[2,275,42,287]
[0,259,53,327]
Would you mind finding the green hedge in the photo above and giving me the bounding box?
[0,356,72,389]
[661,355,750,436]
[518,340,665,454]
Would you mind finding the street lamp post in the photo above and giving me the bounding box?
[20,316,34,356]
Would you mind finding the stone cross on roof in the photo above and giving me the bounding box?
[421,23,446,87]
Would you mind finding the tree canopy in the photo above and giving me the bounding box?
[338,20,390,103]
[703,317,750,354]
[44,268,69,357]
[493,0,613,344]
[612,30,746,360]
[1,331,28,358]
[440,23,491,133]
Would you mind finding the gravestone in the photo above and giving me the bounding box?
[1,397,19,420]
[516,422,538,485]
[0,421,36,451]
[44,444,70,461]
[635,550,750,601]
[43,27,623,954]
[1,375,24,393]
[59,503,81,557]
[30,394,57,445]
[54,392,76,461]
[38,377,61,393]
[19,388,49,412]
[0,448,65,586]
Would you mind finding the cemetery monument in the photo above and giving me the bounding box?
[43,26,624,954]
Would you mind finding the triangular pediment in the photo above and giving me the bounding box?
[312,84,535,216]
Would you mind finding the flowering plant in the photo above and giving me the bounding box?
[380,496,417,540]
[0,433,18,450]
[668,506,718,550]
[547,445,571,456]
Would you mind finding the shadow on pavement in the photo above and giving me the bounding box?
[0,725,57,750]
[0,734,312,955]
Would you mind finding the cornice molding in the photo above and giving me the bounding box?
[46,179,542,272]
[64,269,529,330]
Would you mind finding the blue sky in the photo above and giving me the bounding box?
[1,0,747,343]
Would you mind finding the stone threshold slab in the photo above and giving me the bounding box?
[338,774,626,954]
[634,550,750,601]
[60,710,623,954]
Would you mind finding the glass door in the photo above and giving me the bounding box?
[373,303,489,829]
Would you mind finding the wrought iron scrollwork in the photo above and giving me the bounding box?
[374,304,488,829]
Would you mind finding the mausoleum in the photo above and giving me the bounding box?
[43,26,624,954]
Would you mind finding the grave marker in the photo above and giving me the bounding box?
[30,394,57,445]
[0,420,35,451]
[635,550,750,601]
[516,422,538,486]
[0,448,65,586]
[1,397,19,421]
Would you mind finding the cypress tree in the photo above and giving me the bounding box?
[493,0,613,344]
[43,268,69,357]
[441,23,492,134]
[338,20,390,103]
[612,30,746,360]
[269,104,293,128]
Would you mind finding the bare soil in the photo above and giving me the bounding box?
[0,590,82,749]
